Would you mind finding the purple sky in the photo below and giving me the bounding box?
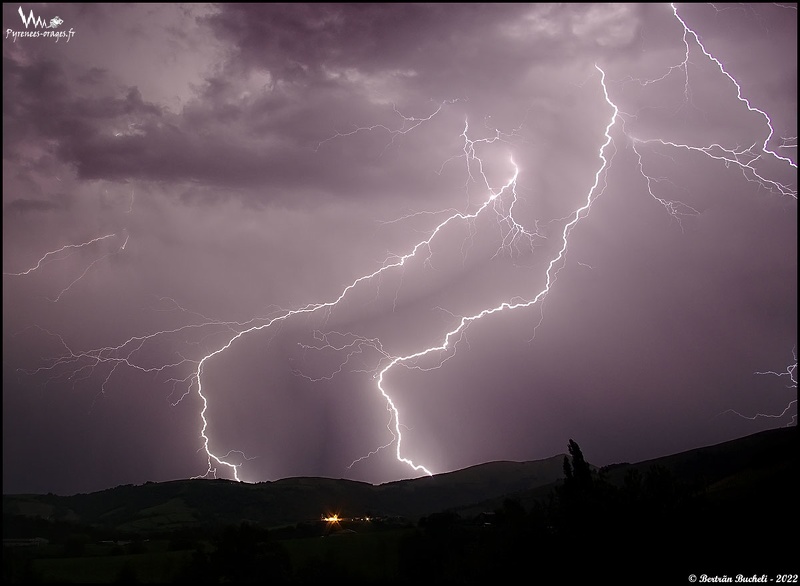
[3,3,796,496]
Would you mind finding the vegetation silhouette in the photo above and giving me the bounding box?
[397,433,797,583]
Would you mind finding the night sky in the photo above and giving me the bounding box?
[3,3,796,496]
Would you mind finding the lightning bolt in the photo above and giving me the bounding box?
[14,3,795,485]
[4,231,130,303]
[722,349,798,426]
[339,67,619,475]
[625,4,797,206]
[302,3,798,471]
[47,234,128,303]
[315,99,463,155]
[189,120,539,479]
[3,233,118,277]
[620,4,797,428]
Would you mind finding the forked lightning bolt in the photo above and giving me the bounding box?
[342,66,619,475]
[14,4,796,483]
[303,3,797,469]
[4,231,129,302]
[190,120,537,479]
[625,4,796,427]
[3,233,118,277]
[722,349,798,427]
[627,4,797,205]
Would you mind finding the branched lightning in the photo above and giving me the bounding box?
[188,119,538,479]
[625,4,797,208]
[3,233,118,276]
[4,231,130,302]
[341,66,620,475]
[723,348,798,426]
[12,4,795,486]
[315,99,463,154]
[671,4,797,173]
[620,4,797,428]
[47,236,128,303]
[22,75,613,480]
[302,3,798,470]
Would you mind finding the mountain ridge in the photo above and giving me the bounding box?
[4,426,795,533]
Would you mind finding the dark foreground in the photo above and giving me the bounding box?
[4,427,797,583]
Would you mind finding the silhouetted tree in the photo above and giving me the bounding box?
[562,439,592,491]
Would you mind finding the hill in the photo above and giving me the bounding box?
[5,427,796,534]
[3,427,796,583]
[3,455,567,532]
[456,425,797,517]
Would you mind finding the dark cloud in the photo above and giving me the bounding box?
[205,4,642,80]
[4,47,451,198]
[2,4,645,199]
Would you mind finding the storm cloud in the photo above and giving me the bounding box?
[3,3,796,495]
